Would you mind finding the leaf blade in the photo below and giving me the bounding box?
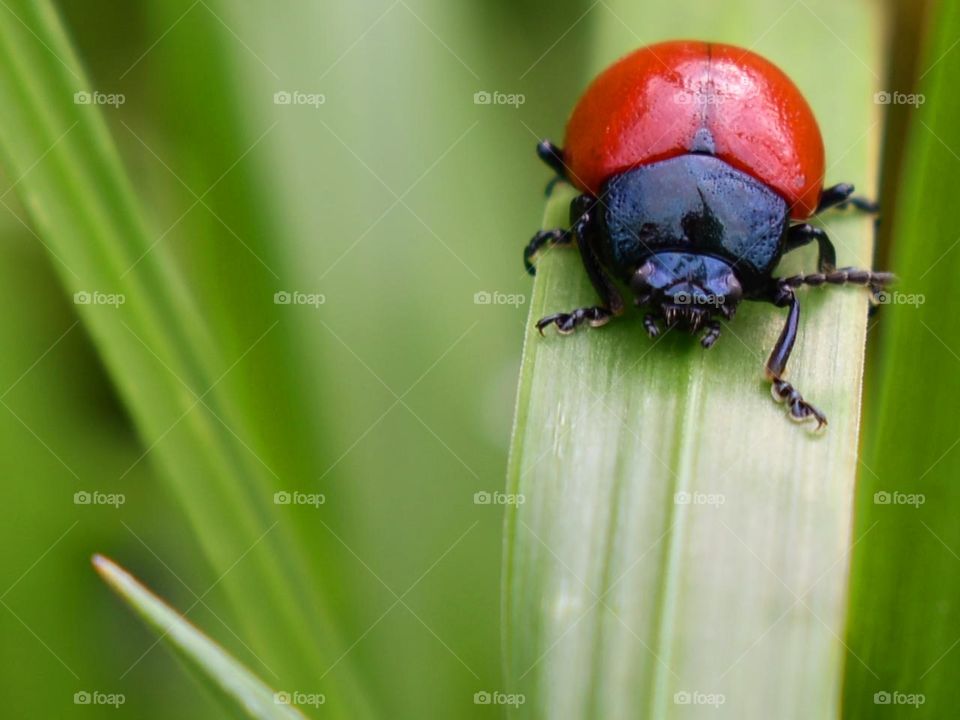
[93,555,307,720]
[845,0,960,715]
[504,2,883,717]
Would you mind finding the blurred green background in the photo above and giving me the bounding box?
[0,0,956,718]
[0,1,596,717]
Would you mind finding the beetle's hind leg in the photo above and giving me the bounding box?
[762,283,827,430]
[536,195,625,335]
[816,183,879,214]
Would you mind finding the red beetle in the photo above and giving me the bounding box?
[525,40,893,429]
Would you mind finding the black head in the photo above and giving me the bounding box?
[631,252,742,332]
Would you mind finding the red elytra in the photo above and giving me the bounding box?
[563,40,825,220]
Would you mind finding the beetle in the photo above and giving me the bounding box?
[524,40,894,429]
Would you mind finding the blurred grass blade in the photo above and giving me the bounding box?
[93,555,306,720]
[504,2,881,717]
[0,2,367,712]
[845,0,960,715]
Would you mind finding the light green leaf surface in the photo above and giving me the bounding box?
[504,1,882,718]
[93,555,306,720]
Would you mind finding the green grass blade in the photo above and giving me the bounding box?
[844,0,960,715]
[0,2,367,712]
[504,2,882,717]
[92,555,307,720]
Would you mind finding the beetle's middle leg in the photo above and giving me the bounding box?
[784,223,837,272]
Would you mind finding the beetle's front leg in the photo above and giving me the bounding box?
[524,228,573,275]
[763,283,827,429]
[536,195,624,336]
[536,306,614,335]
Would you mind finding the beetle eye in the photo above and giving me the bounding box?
[630,259,672,295]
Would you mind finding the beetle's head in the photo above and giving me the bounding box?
[630,252,742,333]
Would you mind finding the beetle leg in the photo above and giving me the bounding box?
[536,306,614,335]
[816,183,879,214]
[785,224,837,271]
[700,321,722,349]
[781,267,896,296]
[643,313,660,339]
[524,228,573,275]
[536,196,625,335]
[536,139,567,178]
[764,284,827,429]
